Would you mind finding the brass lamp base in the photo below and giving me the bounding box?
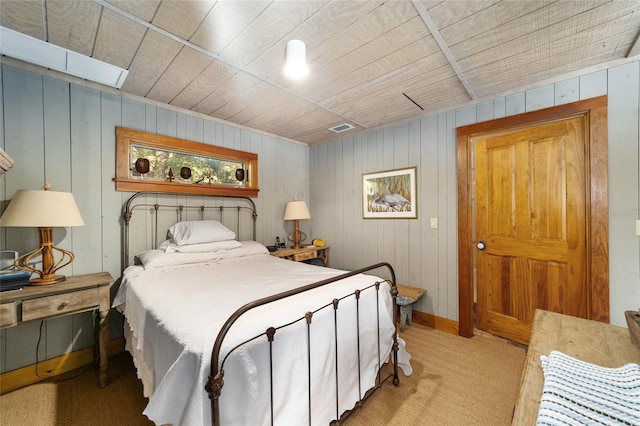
[14,227,74,286]
[286,219,307,249]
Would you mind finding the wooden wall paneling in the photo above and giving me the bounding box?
[417,115,439,314]
[261,135,278,244]
[607,63,640,325]
[157,108,178,138]
[42,76,74,360]
[456,105,477,129]
[249,132,264,242]
[274,138,287,238]
[392,125,410,284]
[554,78,580,105]
[2,67,46,372]
[342,136,355,268]
[100,91,126,340]
[381,127,395,277]
[70,85,103,276]
[364,131,379,269]
[308,144,318,247]
[145,103,157,134]
[493,97,506,119]
[477,100,494,123]
[526,85,555,112]
[506,92,526,116]
[41,76,72,278]
[326,141,339,263]
[177,112,204,143]
[70,84,102,351]
[335,138,346,266]
[4,321,43,372]
[352,134,364,268]
[445,111,459,318]
[121,98,150,259]
[580,70,608,100]
[408,120,422,288]
[100,92,124,280]
[436,112,449,318]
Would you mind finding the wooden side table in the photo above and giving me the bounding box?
[270,246,330,267]
[0,272,114,387]
[396,284,426,331]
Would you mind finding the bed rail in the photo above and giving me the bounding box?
[206,262,400,426]
[121,191,257,268]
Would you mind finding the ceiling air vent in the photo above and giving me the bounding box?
[329,123,355,133]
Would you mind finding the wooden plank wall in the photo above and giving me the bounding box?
[0,64,309,373]
[310,61,640,327]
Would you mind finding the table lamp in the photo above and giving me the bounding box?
[283,199,311,249]
[0,186,85,285]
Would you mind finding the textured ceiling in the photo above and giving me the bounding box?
[2,0,640,144]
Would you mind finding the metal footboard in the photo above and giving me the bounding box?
[205,262,400,426]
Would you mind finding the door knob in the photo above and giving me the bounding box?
[476,241,486,251]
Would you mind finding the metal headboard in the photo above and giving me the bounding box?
[122,191,257,268]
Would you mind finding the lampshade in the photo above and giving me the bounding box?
[1,188,84,285]
[1,189,85,227]
[283,200,311,221]
[283,39,309,80]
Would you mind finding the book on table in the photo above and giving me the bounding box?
[0,270,30,291]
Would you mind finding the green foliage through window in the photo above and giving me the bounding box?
[131,145,245,187]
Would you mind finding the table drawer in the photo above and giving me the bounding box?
[22,288,100,321]
[0,302,17,327]
[293,251,317,262]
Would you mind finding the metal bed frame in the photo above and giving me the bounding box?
[121,191,400,425]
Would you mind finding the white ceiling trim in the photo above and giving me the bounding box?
[93,0,369,129]
[412,0,476,100]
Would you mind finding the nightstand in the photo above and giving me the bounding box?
[0,272,114,387]
[271,246,330,267]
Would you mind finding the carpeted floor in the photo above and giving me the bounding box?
[0,323,526,425]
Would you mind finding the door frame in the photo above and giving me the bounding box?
[456,96,609,338]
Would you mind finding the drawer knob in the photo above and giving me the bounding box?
[58,302,68,310]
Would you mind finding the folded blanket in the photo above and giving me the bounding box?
[536,351,640,425]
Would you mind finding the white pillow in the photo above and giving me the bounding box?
[217,240,269,259]
[163,239,242,253]
[136,250,219,269]
[168,220,236,245]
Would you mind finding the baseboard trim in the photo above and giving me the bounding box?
[412,310,459,335]
[0,338,125,394]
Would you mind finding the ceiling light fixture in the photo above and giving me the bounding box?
[283,39,309,81]
[0,26,128,89]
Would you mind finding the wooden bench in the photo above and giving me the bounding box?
[395,284,426,331]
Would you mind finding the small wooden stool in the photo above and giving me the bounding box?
[395,284,426,331]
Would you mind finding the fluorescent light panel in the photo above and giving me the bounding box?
[0,26,128,88]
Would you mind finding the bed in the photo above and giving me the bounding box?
[113,192,412,425]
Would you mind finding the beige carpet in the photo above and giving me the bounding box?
[344,324,526,426]
[0,323,525,425]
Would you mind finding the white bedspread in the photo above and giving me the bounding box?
[114,253,411,425]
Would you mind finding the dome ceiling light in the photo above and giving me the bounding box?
[283,39,309,81]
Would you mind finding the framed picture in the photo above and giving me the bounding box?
[362,167,417,219]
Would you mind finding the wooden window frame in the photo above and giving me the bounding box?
[114,127,259,198]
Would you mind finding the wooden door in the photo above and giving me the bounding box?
[473,117,587,344]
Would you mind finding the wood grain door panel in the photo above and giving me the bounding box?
[474,117,587,344]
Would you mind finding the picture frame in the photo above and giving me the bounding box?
[362,167,417,219]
